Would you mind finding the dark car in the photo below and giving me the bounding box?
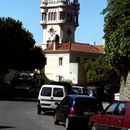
[89,100,130,130]
[86,86,104,100]
[86,85,115,102]
[54,95,103,130]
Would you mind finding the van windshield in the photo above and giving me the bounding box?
[41,87,52,96]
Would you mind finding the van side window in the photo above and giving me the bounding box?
[41,87,52,96]
[53,88,63,97]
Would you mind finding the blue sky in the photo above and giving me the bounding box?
[0,0,107,45]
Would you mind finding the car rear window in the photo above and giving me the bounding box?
[74,98,102,111]
[41,87,52,96]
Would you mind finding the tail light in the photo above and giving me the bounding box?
[70,107,76,115]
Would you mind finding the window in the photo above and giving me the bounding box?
[53,88,63,97]
[105,102,119,114]
[42,13,46,20]
[48,12,51,21]
[59,57,63,66]
[114,103,126,115]
[76,57,80,63]
[54,12,57,20]
[41,87,52,96]
[62,97,72,107]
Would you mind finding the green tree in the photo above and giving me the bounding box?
[82,56,120,86]
[0,17,46,71]
[102,0,130,100]
[102,0,130,78]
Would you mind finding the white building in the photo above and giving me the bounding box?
[40,0,104,84]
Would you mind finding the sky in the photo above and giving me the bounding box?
[0,0,107,45]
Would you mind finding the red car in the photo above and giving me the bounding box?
[89,100,130,130]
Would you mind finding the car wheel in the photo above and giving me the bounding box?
[91,123,96,130]
[37,106,41,115]
[54,114,59,125]
[65,117,72,130]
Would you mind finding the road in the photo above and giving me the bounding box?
[0,100,109,130]
[0,100,65,130]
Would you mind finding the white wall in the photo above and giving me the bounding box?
[45,52,79,83]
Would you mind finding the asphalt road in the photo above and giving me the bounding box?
[0,100,65,130]
[0,100,109,130]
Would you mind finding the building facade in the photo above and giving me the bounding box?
[40,0,80,49]
[40,0,104,84]
[43,42,104,84]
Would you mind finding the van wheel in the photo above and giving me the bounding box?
[37,106,41,115]
[65,117,72,130]
[54,114,59,125]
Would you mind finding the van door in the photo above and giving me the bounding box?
[40,86,52,108]
[52,87,65,109]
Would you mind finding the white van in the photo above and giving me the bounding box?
[37,84,67,114]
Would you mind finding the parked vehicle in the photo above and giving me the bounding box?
[71,85,85,95]
[89,100,130,130]
[86,86,104,99]
[86,85,115,102]
[12,79,37,98]
[50,81,72,95]
[54,95,103,130]
[37,84,67,114]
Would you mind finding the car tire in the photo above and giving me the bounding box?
[54,114,59,125]
[65,117,72,130]
[91,123,96,130]
[37,106,41,115]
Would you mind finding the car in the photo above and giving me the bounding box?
[71,85,85,95]
[86,85,115,102]
[37,84,68,114]
[54,95,103,130]
[89,100,130,130]
[86,86,104,99]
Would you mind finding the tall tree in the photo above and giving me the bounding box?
[102,0,130,100]
[82,56,120,86]
[0,17,46,71]
[102,0,130,77]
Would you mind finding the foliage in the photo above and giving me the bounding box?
[0,17,46,71]
[82,55,120,86]
[102,0,130,78]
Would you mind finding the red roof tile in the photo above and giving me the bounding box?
[44,42,104,54]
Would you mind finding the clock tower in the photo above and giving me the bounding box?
[40,0,80,48]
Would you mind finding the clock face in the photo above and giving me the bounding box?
[49,28,54,34]
[49,27,56,37]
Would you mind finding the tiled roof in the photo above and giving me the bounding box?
[44,42,104,54]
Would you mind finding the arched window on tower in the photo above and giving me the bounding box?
[48,12,51,21]
[51,12,53,21]
[54,12,57,20]
[42,13,46,21]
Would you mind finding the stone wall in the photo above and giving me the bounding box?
[120,72,130,100]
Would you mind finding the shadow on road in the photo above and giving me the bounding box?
[0,126,15,129]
